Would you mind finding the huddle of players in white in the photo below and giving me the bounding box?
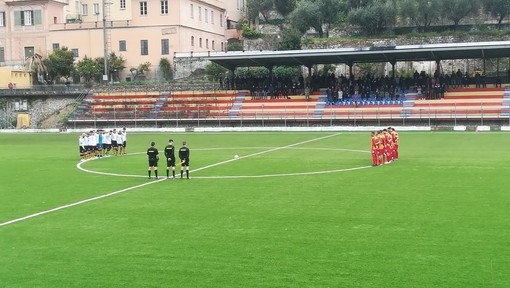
[79,128,127,161]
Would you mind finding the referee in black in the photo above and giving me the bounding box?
[178,141,190,179]
[147,141,159,179]
[164,139,176,179]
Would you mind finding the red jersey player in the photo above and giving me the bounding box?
[377,131,386,165]
[390,127,399,160]
[370,132,379,166]
[384,129,394,163]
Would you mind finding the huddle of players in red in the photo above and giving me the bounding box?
[371,128,399,166]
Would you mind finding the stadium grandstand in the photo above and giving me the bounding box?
[4,41,509,129]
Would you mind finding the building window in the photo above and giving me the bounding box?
[0,12,5,27]
[191,36,194,46]
[221,42,224,51]
[14,99,28,111]
[220,13,223,27]
[16,10,41,26]
[24,47,34,58]
[211,11,214,24]
[161,39,169,55]
[72,49,79,57]
[141,40,148,55]
[22,10,34,25]
[161,0,168,15]
[190,4,193,18]
[119,40,126,51]
[140,1,147,16]
[120,0,126,9]
[212,40,215,50]
[82,4,88,16]
[199,38,202,48]
[0,47,5,62]
[198,6,201,21]
[52,43,60,50]
[93,3,100,15]
[205,8,208,23]
[206,39,209,49]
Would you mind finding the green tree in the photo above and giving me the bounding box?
[227,42,244,51]
[130,62,151,81]
[205,62,228,82]
[236,67,269,78]
[108,52,126,81]
[159,58,173,81]
[347,0,396,35]
[274,0,296,16]
[46,47,75,83]
[441,0,480,29]
[288,0,323,37]
[347,0,374,9]
[399,0,441,31]
[482,0,510,28]
[273,66,300,78]
[318,0,347,37]
[278,28,303,50]
[242,19,264,39]
[247,0,274,22]
[75,56,102,82]
[319,64,336,76]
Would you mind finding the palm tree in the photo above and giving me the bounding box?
[24,52,48,84]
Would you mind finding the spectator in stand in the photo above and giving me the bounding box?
[496,75,502,88]
[304,84,310,101]
[475,71,481,88]
[353,90,361,107]
[456,69,463,88]
[481,72,487,88]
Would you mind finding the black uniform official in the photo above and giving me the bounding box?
[164,139,176,179]
[179,141,190,179]
[147,142,159,179]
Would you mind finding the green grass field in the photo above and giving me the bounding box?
[1,131,509,287]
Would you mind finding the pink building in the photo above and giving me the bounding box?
[0,0,245,82]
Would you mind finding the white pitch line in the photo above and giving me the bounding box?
[1,133,343,228]
[192,133,343,173]
[0,178,166,228]
[192,165,373,179]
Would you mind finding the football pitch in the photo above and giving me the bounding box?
[1,131,509,287]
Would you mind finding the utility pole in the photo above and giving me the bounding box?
[102,0,108,83]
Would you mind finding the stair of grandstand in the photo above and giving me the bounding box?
[400,93,417,117]
[312,89,328,118]
[228,91,248,117]
[149,92,170,118]
[500,87,510,117]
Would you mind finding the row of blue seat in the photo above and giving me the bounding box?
[325,99,405,106]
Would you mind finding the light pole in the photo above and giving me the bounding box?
[102,0,109,83]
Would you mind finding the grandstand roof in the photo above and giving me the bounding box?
[206,41,510,70]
